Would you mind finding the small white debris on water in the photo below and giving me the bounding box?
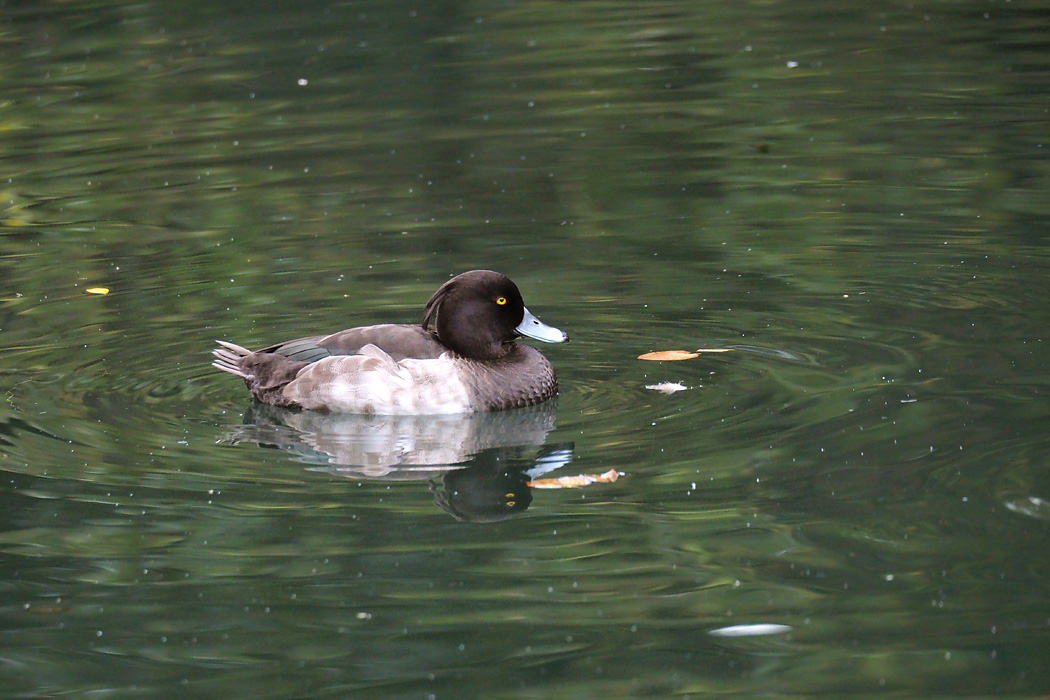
[709,623,793,637]
[645,382,688,394]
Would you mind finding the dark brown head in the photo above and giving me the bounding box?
[422,270,567,361]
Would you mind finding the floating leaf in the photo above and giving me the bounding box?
[85,287,110,295]
[638,350,698,361]
[528,469,622,489]
[25,605,69,615]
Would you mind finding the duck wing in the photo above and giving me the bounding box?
[214,325,452,409]
[314,324,447,361]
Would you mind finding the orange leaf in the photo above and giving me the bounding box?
[638,350,698,361]
[528,469,622,489]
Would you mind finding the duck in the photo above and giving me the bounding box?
[212,270,568,415]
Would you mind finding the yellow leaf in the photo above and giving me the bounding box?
[85,287,110,295]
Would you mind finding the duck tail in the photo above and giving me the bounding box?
[212,340,253,379]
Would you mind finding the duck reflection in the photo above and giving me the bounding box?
[224,401,573,521]
[427,446,573,522]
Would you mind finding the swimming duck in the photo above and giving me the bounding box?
[212,270,568,414]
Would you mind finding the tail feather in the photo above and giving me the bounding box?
[212,340,252,379]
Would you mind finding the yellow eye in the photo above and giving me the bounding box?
[496,297,507,305]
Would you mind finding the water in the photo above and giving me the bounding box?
[2,1,1049,697]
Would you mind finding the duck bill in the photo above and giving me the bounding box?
[516,307,569,343]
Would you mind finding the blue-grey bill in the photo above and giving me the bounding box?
[516,307,569,343]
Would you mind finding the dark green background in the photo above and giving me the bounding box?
[1,1,1048,697]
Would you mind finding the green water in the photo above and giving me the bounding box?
[2,1,1049,698]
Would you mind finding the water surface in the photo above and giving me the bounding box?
[2,1,1049,698]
